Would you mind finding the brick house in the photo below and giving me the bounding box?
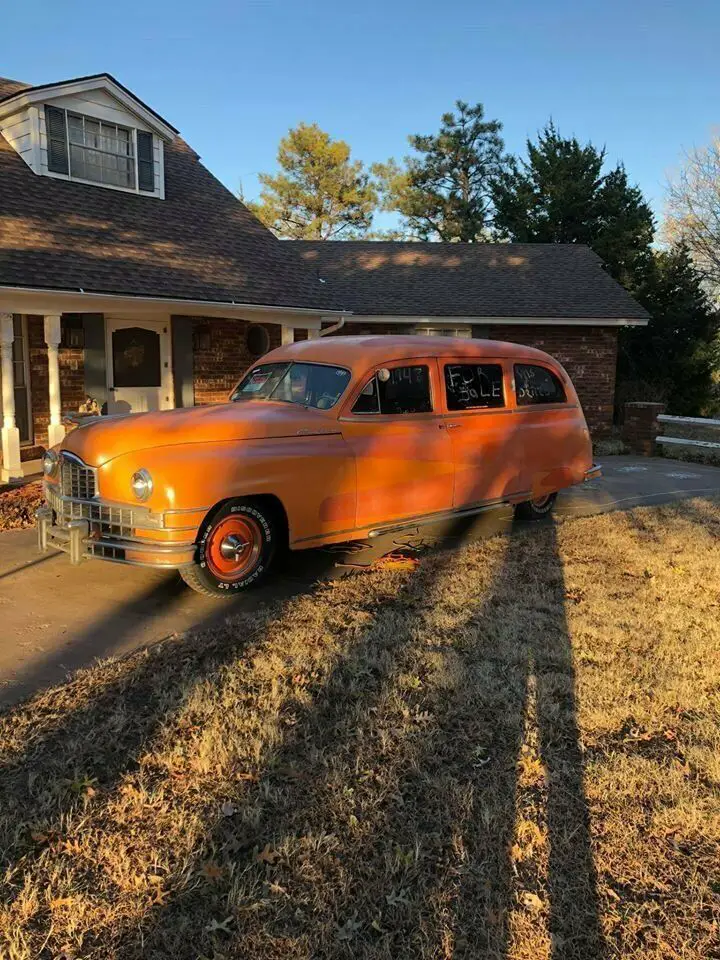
[295,242,649,439]
[0,71,648,482]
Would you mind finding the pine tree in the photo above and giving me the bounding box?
[493,122,654,286]
[618,244,719,415]
[373,101,508,241]
[249,123,376,239]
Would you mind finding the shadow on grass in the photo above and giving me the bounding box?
[105,516,604,960]
[0,480,607,959]
[0,552,341,872]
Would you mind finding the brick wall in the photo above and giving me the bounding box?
[27,315,85,452]
[191,318,281,405]
[488,325,618,437]
[622,402,665,455]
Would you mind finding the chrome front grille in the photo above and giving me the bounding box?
[46,483,162,540]
[60,454,97,499]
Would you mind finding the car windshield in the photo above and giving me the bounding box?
[231,362,352,410]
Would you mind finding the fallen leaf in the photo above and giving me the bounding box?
[336,914,362,940]
[221,801,238,817]
[522,892,545,912]
[256,843,280,864]
[205,915,234,934]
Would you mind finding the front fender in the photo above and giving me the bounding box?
[97,436,357,544]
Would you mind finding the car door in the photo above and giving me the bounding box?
[339,358,454,529]
[441,358,526,507]
[512,360,586,495]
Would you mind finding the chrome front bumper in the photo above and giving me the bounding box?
[37,485,197,568]
[584,463,602,481]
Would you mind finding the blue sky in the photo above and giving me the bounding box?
[3,0,717,229]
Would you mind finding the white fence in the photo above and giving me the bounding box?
[656,414,720,462]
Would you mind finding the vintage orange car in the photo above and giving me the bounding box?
[37,336,600,597]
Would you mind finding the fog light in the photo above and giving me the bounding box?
[43,449,59,478]
[131,469,153,501]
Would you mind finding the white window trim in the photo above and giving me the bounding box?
[66,111,136,190]
[414,325,473,338]
[42,104,161,199]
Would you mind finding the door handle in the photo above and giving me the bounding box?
[445,422,461,429]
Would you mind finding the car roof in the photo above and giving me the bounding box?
[266,334,559,376]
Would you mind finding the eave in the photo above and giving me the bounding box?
[0,285,348,326]
[345,314,649,327]
[0,73,178,140]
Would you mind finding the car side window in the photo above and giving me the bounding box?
[352,365,432,415]
[444,363,505,411]
[514,363,566,405]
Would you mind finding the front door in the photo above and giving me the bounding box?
[105,320,172,414]
[339,358,454,529]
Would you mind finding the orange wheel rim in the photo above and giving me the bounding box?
[206,515,262,581]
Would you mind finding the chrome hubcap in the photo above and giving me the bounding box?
[219,533,249,560]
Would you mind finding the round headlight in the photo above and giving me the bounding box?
[43,449,59,478]
[131,469,153,501]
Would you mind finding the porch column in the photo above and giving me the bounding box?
[0,313,22,482]
[281,324,294,346]
[44,315,66,447]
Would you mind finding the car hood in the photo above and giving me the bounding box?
[60,402,338,467]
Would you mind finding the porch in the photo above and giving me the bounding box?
[0,293,325,482]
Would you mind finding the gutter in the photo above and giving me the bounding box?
[319,317,346,336]
[346,315,649,327]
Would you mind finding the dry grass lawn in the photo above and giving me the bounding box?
[0,499,718,959]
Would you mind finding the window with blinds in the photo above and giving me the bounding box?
[68,113,135,188]
[45,105,155,193]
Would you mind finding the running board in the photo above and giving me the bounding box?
[367,495,531,539]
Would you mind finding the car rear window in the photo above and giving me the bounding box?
[352,365,432,415]
[514,363,566,405]
[444,363,505,410]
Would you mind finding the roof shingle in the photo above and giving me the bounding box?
[295,240,649,320]
[0,76,339,311]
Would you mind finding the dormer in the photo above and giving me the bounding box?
[0,73,177,199]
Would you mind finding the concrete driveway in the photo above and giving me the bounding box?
[1,454,719,708]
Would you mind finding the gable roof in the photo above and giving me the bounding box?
[0,73,178,139]
[295,241,650,321]
[0,75,340,312]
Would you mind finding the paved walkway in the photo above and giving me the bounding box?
[1,455,719,707]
